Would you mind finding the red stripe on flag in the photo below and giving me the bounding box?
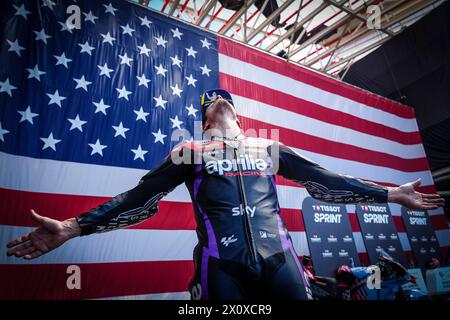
[220,73,421,145]
[430,215,449,230]
[0,188,304,231]
[405,251,416,265]
[358,252,370,266]
[280,208,304,232]
[348,213,362,232]
[0,188,196,230]
[238,115,429,172]
[218,38,415,119]
[393,216,407,232]
[0,260,193,300]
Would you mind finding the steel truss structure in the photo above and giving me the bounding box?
[133,0,446,78]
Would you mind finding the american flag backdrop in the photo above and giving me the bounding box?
[0,0,449,299]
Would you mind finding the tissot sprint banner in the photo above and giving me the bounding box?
[302,197,360,277]
[356,204,406,265]
[401,207,441,269]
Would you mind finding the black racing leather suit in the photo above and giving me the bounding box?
[76,135,388,300]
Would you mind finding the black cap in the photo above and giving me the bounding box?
[200,88,234,124]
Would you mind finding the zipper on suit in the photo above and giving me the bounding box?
[233,146,258,265]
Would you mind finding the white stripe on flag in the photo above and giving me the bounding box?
[290,231,310,256]
[290,147,434,186]
[0,150,434,203]
[0,227,310,265]
[436,229,450,247]
[399,232,412,251]
[389,204,403,216]
[0,151,308,209]
[0,226,197,264]
[353,232,366,253]
[219,53,419,133]
[234,94,425,159]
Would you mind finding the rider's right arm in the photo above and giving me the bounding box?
[75,145,195,236]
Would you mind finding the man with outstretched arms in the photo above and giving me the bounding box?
[6,89,444,300]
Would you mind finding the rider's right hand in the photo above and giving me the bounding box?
[6,210,81,260]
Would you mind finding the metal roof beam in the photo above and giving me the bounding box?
[265,2,329,52]
[219,0,258,35]
[325,0,394,37]
[325,34,392,72]
[246,0,296,42]
[287,0,377,58]
[304,0,414,67]
[195,0,217,25]
[168,0,181,16]
[323,0,438,72]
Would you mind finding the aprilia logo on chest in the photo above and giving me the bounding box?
[204,154,268,175]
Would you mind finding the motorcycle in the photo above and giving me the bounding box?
[302,251,428,300]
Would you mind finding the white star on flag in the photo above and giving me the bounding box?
[134,107,150,122]
[116,85,132,100]
[119,53,133,66]
[101,32,116,45]
[131,145,148,161]
[54,52,72,68]
[40,132,61,151]
[33,28,51,44]
[0,122,9,142]
[18,106,38,124]
[137,43,151,56]
[89,139,107,156]
[201,38,212,49]
[103,3,118,15]
[46,90,66,107]
[13,4,31,20]
[170,116,183,129]
[186,104,198,117]
[74,75,92,91]
[200,64,211,76]
[112,122,130,138]
[155,64,168,77]
[58,21,75,33]
[152,129,167,144]
[26,64,46,81]
[68,114,87,132]
[93,98,111,115]
[185,74,197,87]
[121,24,135,36]
[185,46,198,58]
[42,0,56,11]
[78,41,95,55]
[170,55,182,68]
[171,28,183,40]
[0,78,17,96]
[170,84,183,97]
[139,16,152,28]
[154,36,168,48]
[7,39,25,56]
[98,63,114,78]
[136,74,151,87]
[153,95,168,109]
[83,11,98,24]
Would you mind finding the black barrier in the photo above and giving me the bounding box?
[401,207,441,270]
[301,197,360,277]
[356,204,406,265]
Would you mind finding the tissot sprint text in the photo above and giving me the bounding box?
[361,205,390,224]
[313,205,342,223]
[407,210,428,225]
